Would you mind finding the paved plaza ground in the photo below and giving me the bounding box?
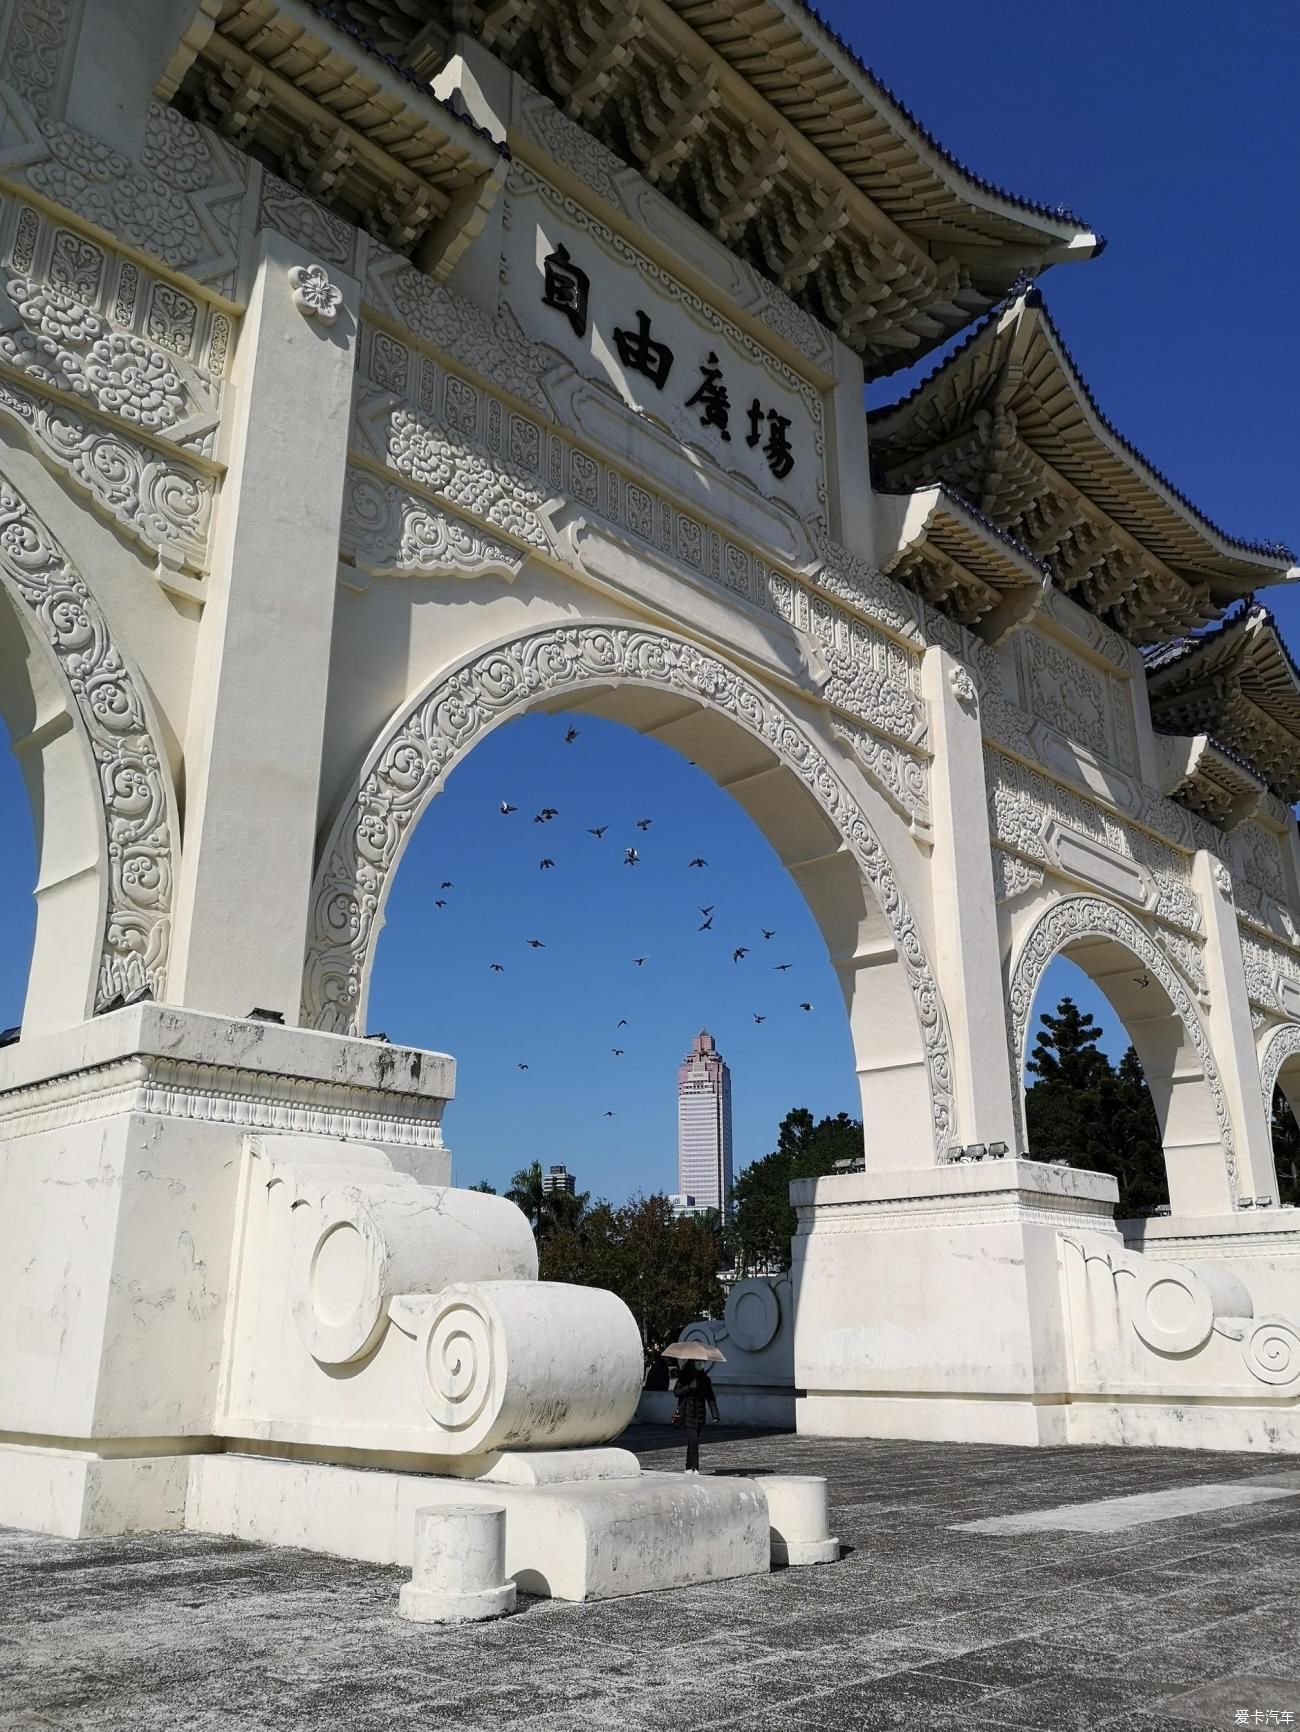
[3,1425,1298,1732]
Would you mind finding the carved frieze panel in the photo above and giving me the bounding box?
[993,847,1045,903]
[0,0,84,121]
[500,163,828,531]
[831,718,930,829]
[352,322,924,751]
[1232,820,1297,945]
[987,747,1201,935]
[1014,626,1137,776]
[0,90,253,301]
[259,173,357,271]
[340,467,526,585]
[1239,928,1300,1018]
[0,475,174,1006]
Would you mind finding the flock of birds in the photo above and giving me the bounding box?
[428,721,816,1113]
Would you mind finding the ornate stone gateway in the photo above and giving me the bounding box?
[1,1,1298,1557]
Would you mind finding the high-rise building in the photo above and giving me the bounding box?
[541,1163,576,1196]
[676,1030,733,1213]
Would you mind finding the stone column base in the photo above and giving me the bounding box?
[0,1442,192,1538]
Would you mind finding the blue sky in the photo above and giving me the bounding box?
[1,5,1296,1196]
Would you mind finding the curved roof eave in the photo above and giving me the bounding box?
[869,290,1297,580]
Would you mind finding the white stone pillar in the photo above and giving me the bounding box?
[1195,852,1280,1204]
[169,232,356,1022]
[920,645,1019,1149]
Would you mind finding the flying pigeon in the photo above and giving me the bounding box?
[527,939,546,949]
[761,928,775,940]
[533,808,558,823]
[753,1013,766,1024]
[636,818,652,831]
[699,905,714,916]
[539,858,555,870]
[440,881,454,890]
[516,1062,529,1070]
[732,947,748,963]
[1132,973,1151,989]
[688,858,707,868]
[588,825,608,838]
[774,962,792,972]
[500,802,517,815]
[624,847,639,865]
[616,1019,629,1028]
[612,1048,624,1056]
[434,899,447,908]
[564,726,579,743]
[698,916,713,931]
[603,1110,616,1117]
[799,1002,813,1012]
[490,963,504,972]
[632,956,648,967]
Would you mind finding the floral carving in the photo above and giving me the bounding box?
[1239,929,1300,1016]
[993,850,1044,903]
[948,664,978,711]
[1157,929,1209,998]
[1021,631,1110,760]
[1212,860,1233,896]
[0,475,174,1005]
[303,623,956,1153]
[382,406,548,548]
[288,263,343,323]
[0,0,79,116]
[833,720,930,827]
[340,469,526,581]
[0,372,210,569]
[1007,895,1237,1190]
[260,174,355,266]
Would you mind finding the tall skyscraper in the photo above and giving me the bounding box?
[677,1030,733,1213]
[542,1164,575,1196]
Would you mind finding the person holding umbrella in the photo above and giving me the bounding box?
[664,1341,723,1474]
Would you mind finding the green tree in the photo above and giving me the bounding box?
[1272,1089,1300,1207]
[539,1193,724,1373]
[727,1108,864,1274]
[505,1160,546,1231]
[466,1179,497,1194]
[1025,997,1167,1216]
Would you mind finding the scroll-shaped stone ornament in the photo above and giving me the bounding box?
[1243,1319,1300,1387]
[289,1176,537,1367]
[414,1281,644,1454]
[288,262,343,323]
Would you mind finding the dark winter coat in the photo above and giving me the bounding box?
[673,1368,719,1430]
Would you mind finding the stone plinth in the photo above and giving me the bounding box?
[760,1475,839,1566]
[397,1504,516,1623]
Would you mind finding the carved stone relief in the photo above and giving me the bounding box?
[11,98,251,299]
[303,622,956,1155]
[1239,928,1300,1016]
[0,474,174,1007]
[340,467,526,584]
[1007,894,1237,1189]
[0,0,83,120]
[1020,630,1112,761]
[831,719,930,830]
[992,848,1045,903]
[987,748,1201,934]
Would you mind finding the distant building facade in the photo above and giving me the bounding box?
[542,1164,576,1196]
[677,1031,733,1214]
[668,1192,711,1220]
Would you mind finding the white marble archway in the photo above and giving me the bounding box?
[302,619,956,1160]
[1007,893,1238,1208]
[0,472,176,1030]
[1261,1023,1300,1120]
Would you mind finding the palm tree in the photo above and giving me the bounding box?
[506,1160,546,1232]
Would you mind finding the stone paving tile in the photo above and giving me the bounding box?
[4,1427,1300,1730]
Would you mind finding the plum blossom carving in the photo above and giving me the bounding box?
[948,664,978,710]
[288,263,343,323]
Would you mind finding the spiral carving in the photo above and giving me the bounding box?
[1243,1319,1300,1387]
[422,1296,497,1439]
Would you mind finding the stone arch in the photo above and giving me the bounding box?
[1261,1023,1300,1117]
[0,472,176,1032]
[303,619,956,1161]
[1007,893,1238,1211]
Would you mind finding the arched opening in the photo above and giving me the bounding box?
[1023,955,1168,1216]
[0,700,37,1036]
[305,622,954,1169]
[1008,895,1237,1216]
[365,707,860,1198]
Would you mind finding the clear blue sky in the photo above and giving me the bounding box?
[1,4,1296,1195]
